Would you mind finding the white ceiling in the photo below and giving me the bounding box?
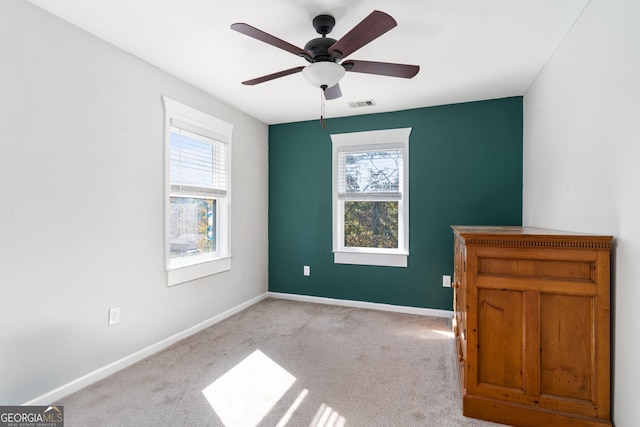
[26,0,589,125]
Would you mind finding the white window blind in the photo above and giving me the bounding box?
[170,119,227,197]
[337,143,403,201]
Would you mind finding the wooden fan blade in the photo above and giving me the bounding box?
[242,66,305,85]
[343,60,419,78]
[324,83,342,100]
[328,10,397,60]
[231,23,311,59]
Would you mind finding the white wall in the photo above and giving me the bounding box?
[523,0,640,425]
[0,0,268,404]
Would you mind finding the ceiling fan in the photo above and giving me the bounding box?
[230,10,420,100]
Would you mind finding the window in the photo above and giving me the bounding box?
[163,97,232,286]
[331,128,411,267]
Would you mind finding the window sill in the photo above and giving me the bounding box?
[333,251,408,267]
[167,256,231,286]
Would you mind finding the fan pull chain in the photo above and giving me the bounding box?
[320,88,326,130]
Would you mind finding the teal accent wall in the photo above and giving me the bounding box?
[268,97,523,310]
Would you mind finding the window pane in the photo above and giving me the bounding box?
[170,131,214,188]
[344,201,398,249]
[170,129,227,193]
[340,149,401,196]
[169,197,216,259]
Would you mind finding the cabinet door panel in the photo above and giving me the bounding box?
[477,288,524,391]
[540,293,595,403]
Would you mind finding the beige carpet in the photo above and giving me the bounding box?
[57,298,505,426]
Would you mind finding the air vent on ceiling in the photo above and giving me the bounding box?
[347,100,376,108]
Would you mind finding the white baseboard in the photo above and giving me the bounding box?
[268,292,453,318]
[24,292,269,406]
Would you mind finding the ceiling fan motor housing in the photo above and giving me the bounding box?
[304,37,338,62]
[305,14,343,62]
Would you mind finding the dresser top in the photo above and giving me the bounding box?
[451,225,612,248]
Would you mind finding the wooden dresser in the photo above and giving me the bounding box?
[451,226,612,427]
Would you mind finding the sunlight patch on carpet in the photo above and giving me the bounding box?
[202,349,296,427]
[275,388,308,427]
[432,329,455,338]
[310,403,346,427]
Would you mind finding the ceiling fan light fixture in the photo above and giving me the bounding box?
[302,62,345,89]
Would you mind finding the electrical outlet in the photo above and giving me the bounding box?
[303,266,310,276]
[442,275,452,288]
[108,307,121,326]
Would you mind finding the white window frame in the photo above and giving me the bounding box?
[331,128,411,267]
[163,97,232,286]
